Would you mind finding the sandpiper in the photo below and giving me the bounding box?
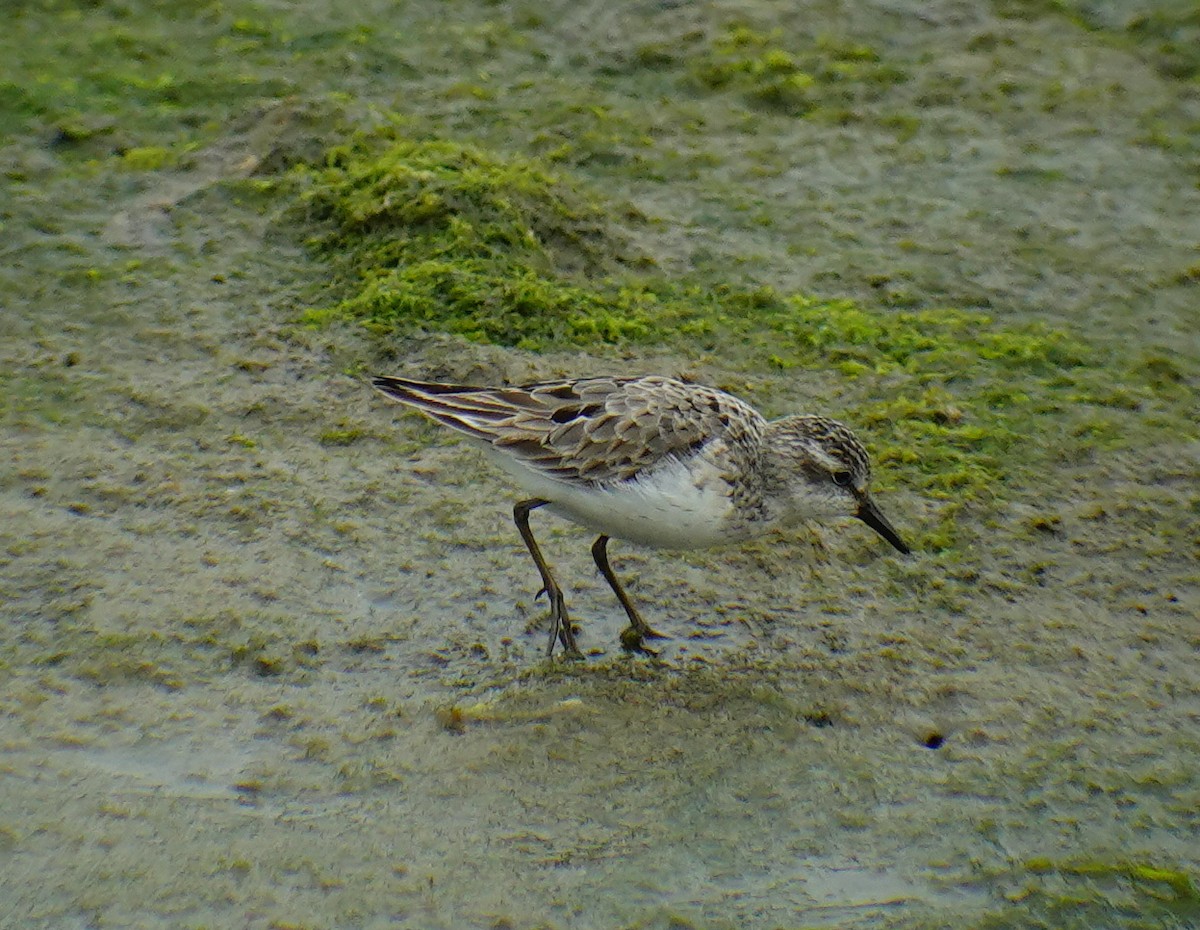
[373,375,910,658]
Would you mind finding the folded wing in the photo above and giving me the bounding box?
[372,375,763,485]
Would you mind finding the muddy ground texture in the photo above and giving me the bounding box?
[2,2,1199,929]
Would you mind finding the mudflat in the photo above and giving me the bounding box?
[2,2,1197,928]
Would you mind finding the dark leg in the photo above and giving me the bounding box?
[514,499,581,658]
[590,535,667,654]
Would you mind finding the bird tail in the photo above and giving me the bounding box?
[372,376,518,440]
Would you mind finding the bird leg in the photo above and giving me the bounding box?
[590,535,667,654]
[513,499,582,659]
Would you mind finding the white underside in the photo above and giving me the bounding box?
[482,445,742,550]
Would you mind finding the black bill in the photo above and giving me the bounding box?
[856,496,911,554]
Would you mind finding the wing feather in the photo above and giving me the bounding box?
[373,375,763,485]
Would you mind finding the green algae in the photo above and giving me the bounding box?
[0,372,89,428]
[691,26,907,118]
[1023,857,1197,900]
[815,858,1200,930]
[958,857,1200,930]
[1125,7,1200,81]
[317,426,366,447]
[293,134,669,348]
[119,145,176,170]
[0,2,291,147]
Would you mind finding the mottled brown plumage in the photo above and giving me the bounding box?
[377,375,760,485]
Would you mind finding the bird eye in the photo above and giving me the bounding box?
[832,470,853,487]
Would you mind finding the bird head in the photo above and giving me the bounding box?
[764,415,910,554]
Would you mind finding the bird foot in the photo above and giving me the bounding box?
[619,625,662,656]
[557,643,585,661]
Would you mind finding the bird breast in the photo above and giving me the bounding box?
[483,444,742,550]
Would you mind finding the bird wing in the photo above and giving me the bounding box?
[372,375,763,485]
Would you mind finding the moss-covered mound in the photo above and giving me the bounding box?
[294,134,674,347]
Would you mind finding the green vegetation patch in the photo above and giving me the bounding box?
[0,371,89,428]
[1023,857,1197,900]
[0,1,294,146]
[1125,7,1200,81]
[689,26,907,117]
[955,857,1200,930]
[293,134,675,348]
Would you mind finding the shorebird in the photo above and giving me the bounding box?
[374,375,910,657]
